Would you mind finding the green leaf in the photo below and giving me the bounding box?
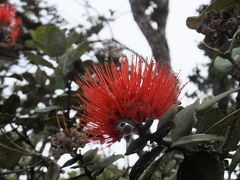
[30,24,67,57]
[119,178,128,180]
[229,147,240,175]
[171,134,225,148]
[153,120,175,140]
[62,157,78,168]
[7,74,23,81]
[140,158,162,180]
[0,113,14,125]
[196,88,240,113]
[68,174,90,180]
[67,30,81,47]
[49,73,66,90]
[205,108,240,134]
[177,151,224,180]
[35,105,61,113]
[89,154,124,171]
[0,135,22,168]
[129,146,162,180]
[22,72,35,83]
[36,68,48,86]
[82,148,98,163]
[157,107,180,130]
[141,150,183,180]
[15,116,39,128]
[196,108,225,134]
[214,56,233,75]
[82,60,95,70]
[125,136,148,155]
[25,52,54,68]
[228,120,240,151]
[60,41,89,75]
[229,28,240,51]
[171,100,199,141]
[1,95,20,114]
[231,47,240,61]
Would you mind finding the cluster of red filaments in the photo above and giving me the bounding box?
[0,3,22,46]
[76,57,182,144]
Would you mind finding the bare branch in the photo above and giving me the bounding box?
[129,0,170,64]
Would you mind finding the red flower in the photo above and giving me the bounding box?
[0,3,22,45]
[76,58,183,144]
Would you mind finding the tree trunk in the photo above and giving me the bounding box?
[129,0,170,64]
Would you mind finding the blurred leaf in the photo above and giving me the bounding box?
[36,68,48,86]
[196,88,240,113]
[89,154,124,171]
[67,30,81,47]
[62,157,79,168]
[25,40,35,48]
[30,24,67,57]
[196,108,225,134]
[25,52,54,68]
[68,174,90,180]
[140,157,162,180]
[229,28,240,51]
[7,74,23,81]
[154,120,175,140]
[53,94,69,107]
[229,147,240,175]
[231,47,240,61]
[1,95,20,114]
[171,134,225,148]
[205,108,240,134]
[82,148,98,163]
[141,150,183,180]
[228,123,240,151]
[119,178,128,180]
[22,72,35,84]
[0,135,22,168]
[49,73,66,90]
[60,41,89,75]
[15,115,39,128]
[0,113,14,125]
[82,60,95,70]
[157,107,180,130]
[129,146,162,180]
[35,105,61,113]
[163,160,176,175]
[171,100,199,141]
[125,136,148,155]
[177,151,224,180]
[45,161,61,180]
[214,56,233,75]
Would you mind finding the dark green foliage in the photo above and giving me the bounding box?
[177,151,224,180]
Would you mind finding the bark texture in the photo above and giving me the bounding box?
[129,0,170,64]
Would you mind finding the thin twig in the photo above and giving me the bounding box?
[0,160,43,175]
[0,128,40,156]
[0,142,37,156]
[10,124,37,152]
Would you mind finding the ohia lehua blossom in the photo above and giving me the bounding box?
[76,57,183,144]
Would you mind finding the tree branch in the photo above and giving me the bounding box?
[129,0,170,64]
